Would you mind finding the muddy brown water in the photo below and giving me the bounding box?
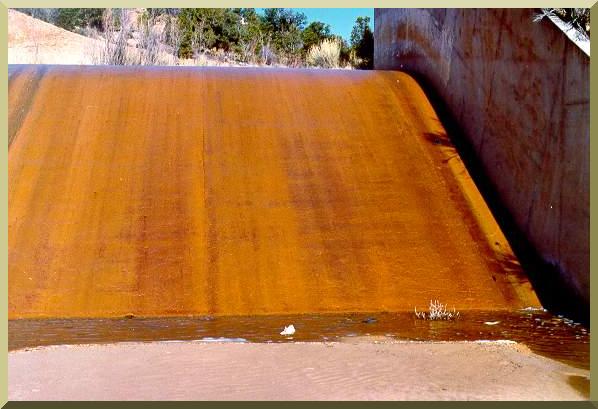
[9,65,585,369]
[9,310,588,370]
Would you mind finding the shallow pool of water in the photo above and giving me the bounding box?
[9,308,589,370]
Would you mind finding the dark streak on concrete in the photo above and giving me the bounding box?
[8,65,48,148]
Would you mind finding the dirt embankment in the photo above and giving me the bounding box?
[8,9,102,64]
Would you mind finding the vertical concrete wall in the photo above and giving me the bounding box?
[374,9,589,315]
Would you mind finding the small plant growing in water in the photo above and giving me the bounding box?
[414,300,460,320]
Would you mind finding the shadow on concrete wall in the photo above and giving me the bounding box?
[412,72,589,327]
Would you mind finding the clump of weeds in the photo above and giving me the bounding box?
[414,300,460,320]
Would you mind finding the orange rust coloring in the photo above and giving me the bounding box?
[8,65,540,319]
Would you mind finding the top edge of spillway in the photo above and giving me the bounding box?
[7,63,407,78]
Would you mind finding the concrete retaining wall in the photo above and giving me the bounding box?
[374,9,589,316]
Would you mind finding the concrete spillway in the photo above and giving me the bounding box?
[8,65,540,319]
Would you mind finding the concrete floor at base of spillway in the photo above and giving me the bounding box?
[8,339,589,401]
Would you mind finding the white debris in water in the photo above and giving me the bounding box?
[280,325,296,336]
[484,321,501,326]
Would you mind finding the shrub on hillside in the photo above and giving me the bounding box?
[56,8,104,32]
[306,38,341,68]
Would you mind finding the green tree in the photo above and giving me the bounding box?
[177,8,244,57]
[235,8,267,62]
[262,8,307,57]
[350,16,374,69]
[54,8,104,32]
[335,36,352,66]
[301,21,332,53]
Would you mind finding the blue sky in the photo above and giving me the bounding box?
[257,8,374,41]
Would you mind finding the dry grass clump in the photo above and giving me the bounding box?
[306,38,341,68]
[91,9,133,65]
[91,8,175,66]
[414,300,460,320]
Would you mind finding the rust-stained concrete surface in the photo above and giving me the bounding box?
[9,65,539,318]
[374,9,589,318]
